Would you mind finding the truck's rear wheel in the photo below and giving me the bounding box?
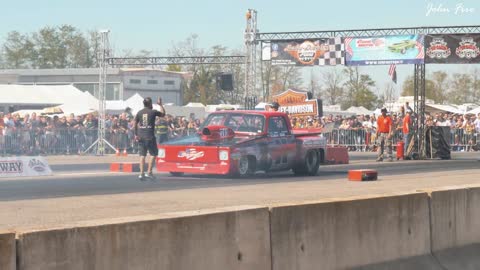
[293,150,320,176]
[233,156,255,177]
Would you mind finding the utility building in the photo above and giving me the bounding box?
[0,68,186,105]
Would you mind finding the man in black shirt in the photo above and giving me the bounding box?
[134,97,165,180]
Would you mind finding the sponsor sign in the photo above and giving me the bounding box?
[425,34,480,64]
[268,38,345,66]
[272,89,322,117]
[177,148,205,161]
[0,156,52,178]
[345,35,425,65]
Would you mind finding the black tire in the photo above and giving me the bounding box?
[169,172,184,176]
[234,156,255,177]
[293,150,320,176]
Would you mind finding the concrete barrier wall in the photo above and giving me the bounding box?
[270,193,436,270]
[11,186,480,270]
[430,186,480,270]
[16,206,271,270]
[0,232,15,270]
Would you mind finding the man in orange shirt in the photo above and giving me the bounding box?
[403,109,413,155]
[376,108,393,162]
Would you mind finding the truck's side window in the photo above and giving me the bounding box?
[268,117,289,136]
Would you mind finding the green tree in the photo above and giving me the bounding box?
[3,31,35,68]
[377,82,396,109]
[471,68,480,103]
[267,65,303,98]
[31,26,67,68]
[188,66,216,105]
[430,71,448,104]
[60,25,91,68]
[87,30,101,67]
[166,64,182,72]
[448,73,473,104]
[168,35,245,105]
[401,75,439,103]
[320,68,344,105]
[3,26,95,69]
[401,75,414,96]
[342,66,377,110]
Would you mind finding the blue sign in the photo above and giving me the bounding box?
[345,35,425,65]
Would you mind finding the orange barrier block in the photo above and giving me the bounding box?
[325,146,349,164]
[348,169,378,181]
[110,162,122,172]
[122,162,140,173]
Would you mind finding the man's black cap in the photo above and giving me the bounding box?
[143,97,153,107]
[271,102,280,109]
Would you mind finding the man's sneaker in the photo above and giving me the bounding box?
[376,158,383,162]
[138,173,146,181]
[387,157,394,162]
[146,172,156,180]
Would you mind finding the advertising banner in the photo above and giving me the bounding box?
[425,34,480,64]
[0,156,52,178]
[273,89,322,117]
[345,35,424,65]
[269,38,345,66]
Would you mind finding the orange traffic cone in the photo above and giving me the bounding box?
[122,149,128,156]
[115,148,120,156]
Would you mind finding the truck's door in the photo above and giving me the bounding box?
[267,116,296,170]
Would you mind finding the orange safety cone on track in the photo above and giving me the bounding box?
[122,149,128,156]
[115,148,120,156]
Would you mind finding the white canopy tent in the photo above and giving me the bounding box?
[3,84,99,116]
[119,93,146,115]
[119,93,207,118]
[0,85,91,106]
[184,102,206,108]
[425,104,463,114]
[466,106,480,115]
[57,90,99,116]
[346,106,372,115]
[105,100,126,114]
[254,102,269,110]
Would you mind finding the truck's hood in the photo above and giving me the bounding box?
[160,134,260,147]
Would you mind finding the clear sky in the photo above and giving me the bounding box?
[1,0,480,98]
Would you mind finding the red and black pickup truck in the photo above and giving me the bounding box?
[156,110,328,177]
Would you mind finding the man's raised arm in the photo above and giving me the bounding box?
[156,97,166,117]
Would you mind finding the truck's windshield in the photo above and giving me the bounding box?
[201,113,266,133]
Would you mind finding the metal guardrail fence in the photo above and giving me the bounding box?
[0,128,478,156]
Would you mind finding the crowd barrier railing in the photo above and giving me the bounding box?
[0,127,478,156]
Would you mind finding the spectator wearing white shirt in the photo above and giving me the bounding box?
[474,113,480,133]
[362,115,374,151]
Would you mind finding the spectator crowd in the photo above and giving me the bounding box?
[1,106,479,156]
[0,111,204,155]
[288,107,480,153]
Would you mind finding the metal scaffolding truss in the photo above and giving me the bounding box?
[244,9,258,109]
[85,30,116,155]
[252,23,480,159]
[107,56,245,67]
[414,64,426,159]
[256,25,480,41]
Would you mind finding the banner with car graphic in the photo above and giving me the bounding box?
[344,35,425,65]
[268,38,345,66]
[425,34,480,64]
[0,156,52,178]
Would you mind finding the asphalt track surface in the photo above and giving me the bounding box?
[0,152,479,231]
